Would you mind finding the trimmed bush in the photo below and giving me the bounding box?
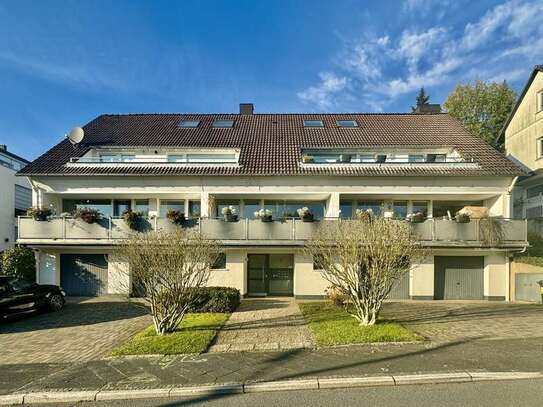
[188,287,240,313]
[1,247,36,282]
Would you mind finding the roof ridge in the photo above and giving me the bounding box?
[99,112,450,117]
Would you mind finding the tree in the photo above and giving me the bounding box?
[444,80,517,151]
[118,230,220,335]
[1,247,36,281]
[304,216,423,326]
[411,87,430,112]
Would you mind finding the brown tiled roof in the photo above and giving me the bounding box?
[18,113,524,177]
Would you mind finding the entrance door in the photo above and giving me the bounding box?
[247,254,293,296]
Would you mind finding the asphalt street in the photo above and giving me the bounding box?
[33,379,543,407]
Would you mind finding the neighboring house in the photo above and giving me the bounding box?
[0,145,31,252]
[503,65,543,221]
[17,104,528,300]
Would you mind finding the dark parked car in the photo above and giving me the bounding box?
[0,276,66,320]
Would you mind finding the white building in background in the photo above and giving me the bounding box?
[17,104,528,301]
[0,145,31,252]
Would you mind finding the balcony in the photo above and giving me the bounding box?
[17,216,528,248]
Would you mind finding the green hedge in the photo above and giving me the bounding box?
[1,247,36,282]
[188,287,240,313]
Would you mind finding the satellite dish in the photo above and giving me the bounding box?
[66,127,84,145]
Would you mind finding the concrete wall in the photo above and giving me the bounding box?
[505,70,543,171]
[410,255,434,299]
[0,165,31,251]
[484,252,507,300]
[207,251,247,294]
[293,252,328,299]
[107,253,131,294]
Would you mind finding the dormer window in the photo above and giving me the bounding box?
[99,154,135,163]
[426,154,446,163]
[212,120,235,128]
[408,154,425,163]
[303,120,324,128]
[336,120,358,127]
[178,120,200,128]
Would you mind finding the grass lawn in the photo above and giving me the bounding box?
[299,302,422,346]
[111,313,229,356]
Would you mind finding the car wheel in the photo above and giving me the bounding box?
[49,294,64,311]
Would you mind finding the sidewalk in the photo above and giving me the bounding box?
[3,336,543,397]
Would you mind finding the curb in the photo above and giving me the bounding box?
[1,371,542,405]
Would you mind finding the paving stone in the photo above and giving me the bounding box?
[210,298,315,353]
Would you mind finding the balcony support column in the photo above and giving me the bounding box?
[326,193,340,218]
[200,191,210,218]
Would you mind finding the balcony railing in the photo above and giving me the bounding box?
[17,216,528,247]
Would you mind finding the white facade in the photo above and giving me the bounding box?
[0,147,31,252]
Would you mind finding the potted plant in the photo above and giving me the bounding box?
[74,207,101,224]
[122,209,143,230]
[297,207,314,222]
[455,213,471,223]
[302,154,315,163]
[166,209,185,225]
[408,212,426,223]
[255,208,273,222]
[221,205,238,222]
[338,154,351,163]
[26,207,52,221]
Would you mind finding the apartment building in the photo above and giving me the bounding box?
[0,145,31,252]
[17,105,527,300]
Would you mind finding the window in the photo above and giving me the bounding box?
[187,153,237,163]
[212,120,234,128]
[264,200,325,220]
[538,138,543,158]
[113,200,131,216]
[178,120,200,128]
[537,90,543,112]
[62,199,113,217]
[99,154,135,163]
[358,201,383,216]
[312,153,341,163]
[358,154,375,163]
[216,200,240,218]
[408,155,425,162]
[411,201,428,217]
[135,199,149,215]
[160,200,184,217]
[432,201,483,218]
[340,201,353,219]
[243,200,261,218]
[393,201,408,219]
[336,120,358,127]
[8,278,33,291]
[212,253,227,269]
[189,201,201,218]
[303,120,324,127]
[426,154,446,163]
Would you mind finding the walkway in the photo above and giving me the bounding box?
[208,298,315,352]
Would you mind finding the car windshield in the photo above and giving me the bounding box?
[8,278,33,291]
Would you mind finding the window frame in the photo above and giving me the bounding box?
[211,253,227,269]
[303,120,325,128]
[336,120,358,127]
[178,120,200,128]
[537,90,543,113]
[212,119,235,128]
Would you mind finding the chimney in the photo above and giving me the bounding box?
[239,103,254,115]
[414,104,441,113]
[0,145,6,151]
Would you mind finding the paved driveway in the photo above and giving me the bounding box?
[382,301,543,342]
[0,297,151,365]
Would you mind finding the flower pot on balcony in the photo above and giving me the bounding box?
[26,207,52,221]
[224,214,238,222]
[455,213,471,224]
[302,213,314,222]
[166,209,185,225]
[261,215,273,223]
[74,208,101,224]
[409,213,426,223]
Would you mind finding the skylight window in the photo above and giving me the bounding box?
[303,120,324,128]
[212,120,235,128]
[336,120,358,127]
[178,120,200,128]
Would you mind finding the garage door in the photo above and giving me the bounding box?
[60,254,108,296]
[515,273,543,303]
[434,256,484,300]
[388,272,410,299]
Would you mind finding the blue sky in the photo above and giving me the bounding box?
[1,0,542,160]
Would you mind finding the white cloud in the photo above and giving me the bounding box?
[297,0,543,111]
[297,72,348,110]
